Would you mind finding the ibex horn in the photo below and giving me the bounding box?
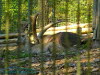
[38,20,65,40]
[30,13,40,44]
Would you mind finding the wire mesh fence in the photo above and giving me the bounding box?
[0,0,100,75]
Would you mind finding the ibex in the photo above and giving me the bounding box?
[23,13,81,54]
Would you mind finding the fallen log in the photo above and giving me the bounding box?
[0,33,25,39]
[36,23,92,32]
[67,27,92,34]
[0,43,17,51]
[41,27,93,35]
[0,39,17,44]
[65,23,92,29]
[0,33,93,48]
[0,43,17,47]
[0,27,92,40]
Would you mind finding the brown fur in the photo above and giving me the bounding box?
[41,32,81,48]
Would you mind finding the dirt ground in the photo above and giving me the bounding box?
[0,47,100,75]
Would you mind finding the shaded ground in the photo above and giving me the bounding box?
[0,47,100,75]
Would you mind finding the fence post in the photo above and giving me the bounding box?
[0,0,2,33]
[4,0,10,74]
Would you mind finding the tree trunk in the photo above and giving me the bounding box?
[92,0,100,48]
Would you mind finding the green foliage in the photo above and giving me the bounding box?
[0,0,93,33]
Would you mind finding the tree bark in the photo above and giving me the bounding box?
[92,0,100,48]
